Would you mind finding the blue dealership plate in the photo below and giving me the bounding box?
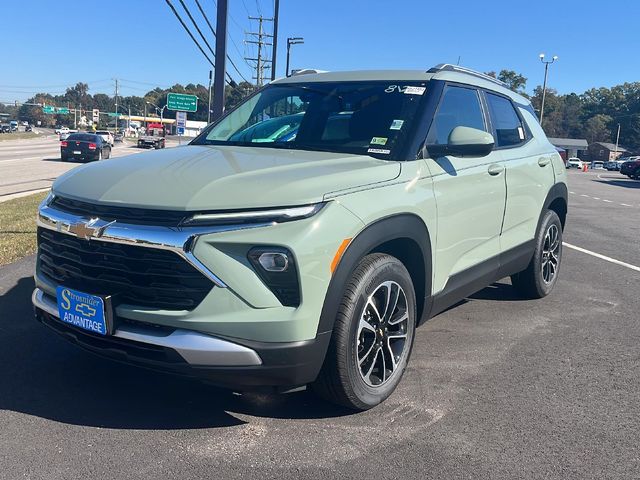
[56,286,108,336]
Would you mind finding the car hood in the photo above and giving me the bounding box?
[52,145,401,210]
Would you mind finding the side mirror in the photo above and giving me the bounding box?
[426,126,495,158]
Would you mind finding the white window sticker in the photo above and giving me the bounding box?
[390,119,404,130]
[404,86,426,95]
[518,126,525,140]
[367,148,391,154]
[370,137,388,145]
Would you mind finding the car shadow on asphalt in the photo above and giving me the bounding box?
[468,281,527,301]
[593,179,640,189]
[0,275,353,430]
[42,157,84,164]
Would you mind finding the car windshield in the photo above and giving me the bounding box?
[191,81,428,158]
[67,134,98,142]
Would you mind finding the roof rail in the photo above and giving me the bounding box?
[290,68,328,76]
[427,64,509,88]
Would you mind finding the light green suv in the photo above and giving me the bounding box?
[33,64,567,410]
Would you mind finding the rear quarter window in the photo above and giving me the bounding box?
[485,93,526,148]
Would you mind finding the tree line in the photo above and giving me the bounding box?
[488,70,640,151]
[0,81,255,128]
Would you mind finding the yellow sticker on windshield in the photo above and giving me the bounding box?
[370,137,388,145]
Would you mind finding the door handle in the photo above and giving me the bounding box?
[487,164,504,176]
[538,156,551,167]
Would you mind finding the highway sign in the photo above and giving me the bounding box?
[43,106,55,114]
[56,107,70,114]
[107,112,121,117]
[167,93,198,112]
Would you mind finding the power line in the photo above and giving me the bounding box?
[165,0,215,67]
[192,0,251,83]
[177,0,217,60]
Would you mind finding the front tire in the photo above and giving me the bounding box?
[511,210,563,299]
[313,253,416,410]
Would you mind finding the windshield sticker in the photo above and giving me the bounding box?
[370,137,388,145]
[390,119,404,130]
[368,148,391,154]
[403,86,426,95]
[384,85,426,94]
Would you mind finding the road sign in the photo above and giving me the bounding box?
[92,109,99,123]
[43,106,55,114]
[176,111,187,128]
[107,112,121,117]
[167,93,198,112]
[177,127,185,135]
[56,107,69,114]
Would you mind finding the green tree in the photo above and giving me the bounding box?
[583,114,613,144]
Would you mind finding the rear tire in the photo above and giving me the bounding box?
[313,253,416,410]
[511,210,563,299]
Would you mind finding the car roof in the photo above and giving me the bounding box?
[271,66,531,106]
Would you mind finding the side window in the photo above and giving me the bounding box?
[426,86,485,145]
[485,93,526,147]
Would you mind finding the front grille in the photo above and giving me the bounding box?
[37,227,214,310]
[51,196,189,226]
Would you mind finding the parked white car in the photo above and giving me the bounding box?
[567,157,583,169]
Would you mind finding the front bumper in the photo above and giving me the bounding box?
[33,287,331,389]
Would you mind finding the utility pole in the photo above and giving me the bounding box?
[270,0,280,81]
[114,78,119,131]
[538,53,558,128]
[207,69,213,123]
[246,16,273,86]
[614,123,621,159]
[212,0,228,120]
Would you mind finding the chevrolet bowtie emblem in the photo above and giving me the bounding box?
[67,218,115,240]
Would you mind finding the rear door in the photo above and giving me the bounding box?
[424,84,507,296]
[483,91,555,255]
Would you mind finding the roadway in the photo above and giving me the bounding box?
[0,169,639,479]
[0,134,179,200]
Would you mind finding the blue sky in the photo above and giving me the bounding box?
[2,0,639,102]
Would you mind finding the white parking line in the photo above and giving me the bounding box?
[602,199,612,203]
[563,242,640,273]
[621,203,632,207]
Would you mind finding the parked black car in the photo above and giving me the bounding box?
[0,125,10,133]
[61,133,111,162]
[620,158,640,179]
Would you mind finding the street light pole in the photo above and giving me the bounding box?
[614,123,621,159]
[539,53,558,128]
[286,37,304,77]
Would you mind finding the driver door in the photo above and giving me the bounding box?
[423,84,506,297]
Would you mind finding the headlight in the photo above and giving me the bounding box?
[182,203,326,226]
[40,191,55,208]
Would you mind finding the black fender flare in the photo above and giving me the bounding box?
[316,214,433,336]
[541,181,568,229]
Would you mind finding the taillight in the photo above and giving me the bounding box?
[60,141,68,147]
[88,143,97,150]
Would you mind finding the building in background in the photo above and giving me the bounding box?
[587,142,628,161]
[548,137,588,159]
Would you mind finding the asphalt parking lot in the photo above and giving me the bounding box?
[0,169,638,479]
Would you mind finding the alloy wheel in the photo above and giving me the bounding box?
[541,224,560,284]
[356,281,409,387]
